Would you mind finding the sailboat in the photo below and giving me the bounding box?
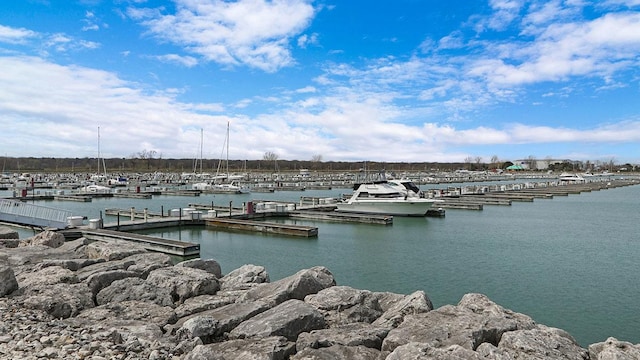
[205,122,250,194]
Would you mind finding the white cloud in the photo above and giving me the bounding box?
[156,53,199,67]
[128,0,316,72]
[0,25,37,44]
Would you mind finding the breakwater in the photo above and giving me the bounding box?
[1,230,639,359]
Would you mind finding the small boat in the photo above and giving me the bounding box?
[559,172,585,182]
[336,181,440,216]
[386,178,424,198]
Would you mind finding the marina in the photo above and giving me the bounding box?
[1,171,639,347]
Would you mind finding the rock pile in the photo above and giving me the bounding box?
[1,228,639,359]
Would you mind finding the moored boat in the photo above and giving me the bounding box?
[336,181,441,216]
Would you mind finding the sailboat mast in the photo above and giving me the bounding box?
[97,126,101,174]
[200,128,203,174]
[226,121,230,177]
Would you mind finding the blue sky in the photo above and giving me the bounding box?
[1,0,639,164]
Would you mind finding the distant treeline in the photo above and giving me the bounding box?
[2,157,472,173]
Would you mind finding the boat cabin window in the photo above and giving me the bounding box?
[402,182,421,194]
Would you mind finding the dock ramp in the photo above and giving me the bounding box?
[0,199,72,229]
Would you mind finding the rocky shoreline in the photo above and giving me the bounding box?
[1,227,639,359]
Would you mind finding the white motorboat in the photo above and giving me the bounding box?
[559,172,585,182]
[336,181,441,216]
[386,178,424,198]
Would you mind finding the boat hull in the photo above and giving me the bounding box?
[335,199,438,216]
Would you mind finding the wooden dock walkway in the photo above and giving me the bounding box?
[289,210,393,225]
[63,228,200,257]
[205,218,318,237]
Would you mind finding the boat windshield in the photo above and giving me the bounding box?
[402,181,421,194]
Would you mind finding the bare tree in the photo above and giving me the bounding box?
[311,154,323,162]
[490,155,499,168]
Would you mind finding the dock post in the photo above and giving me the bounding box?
[144,208,148,222]
[229,201,232,216]
[161,205,164,218]
[130,207,135,221]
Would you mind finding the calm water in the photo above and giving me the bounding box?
[3,183,639,346]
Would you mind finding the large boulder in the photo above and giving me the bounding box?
[589,337,640,359]
[174,294,237,318]
[176,258,222,278]
[0,226,19,239]
[175,300,272,343]
[0,265,18,296]
[146,266,219,303]
[96,277,174,306]
[71,300,177,328]
[35,258,105,272]
[16,265,78,288]
[381,293,537,352]
[86,269,140,297]
[304,286,383,326]
[371,290,433,329]
[238,266,335,305]
[84,240,147,261]
[220,264,269,291]
[296,323,390,351]
[123,252,174,278]
[75,257,136,282]
[19,230,65,248]
[21,282,94,318]
[495,326,588,359]
[386,343,484,360]
[185,336,295,360]
[292,344,388,360]
[229,299,327,341]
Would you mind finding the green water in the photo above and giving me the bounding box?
[4,184,639,346]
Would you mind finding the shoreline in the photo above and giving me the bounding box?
[2,229,639,359]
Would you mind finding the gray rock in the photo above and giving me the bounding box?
[0,226,19,239]
[497,326,588,359]
[176,258,222,278]
[371,290,433,328]
[123,252,174,278]
[96,277,173,306]
[175,300,272,342]
[21,282,94,318]
[174,294,237,318]
[371,291,407,312]
[71,300,177,328]
[19,230,65,248]
[0,238,19,248]
[35,258,105,272]
[386,342,483,360]
[304,286,383,326]
[220,264,269,291]
[381,293,537,352]
[86,269,139,297]
[589,337,640,359]
[296,323,390,351]
[146,266,219,303]
[292,344,388,360]
[84,240,147,261]
[0,265,18,296]
[184,336,295,360]
[238,266,335,305]
[75,257,136,282]
[230,299,327,341]
[16,265,79,288]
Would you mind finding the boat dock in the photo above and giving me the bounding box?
[62,227,200,257]
[206,217,318,237]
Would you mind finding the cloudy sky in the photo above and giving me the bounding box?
[1,0,639,164]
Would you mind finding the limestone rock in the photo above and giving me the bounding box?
[381,293,537,352]
[19,230,65,248]
[84,240,147,261]
[230,299,327,341]
[75,257,136,282]
[220,264,270,291]
[386,342,483,360]
[17,265,79,288]
[238,266,335,305]
[589,337,640,359]
[0,265,18,296]
[292,344,388,360]
[176,258,222,278]
[175,300,272,343]
[174,293,237,318]
[185,336,295,360]
[146,266,219,303]
[296,323,390,351]
[0,238,19,248]
[96,277,173,306]
[71,300,177,328]
[372,291,407,312]
[304,286,383,326]
[0,226,19,239]
[123,252,174,278]
[35,258,105,272]
[497,326,588,359]
[86,269,139,297]
[21,282,94,318]
[371,290,433,329]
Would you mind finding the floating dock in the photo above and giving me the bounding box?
[63,228,200,257]
[205,217,318,237]
[289,210,393,225]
